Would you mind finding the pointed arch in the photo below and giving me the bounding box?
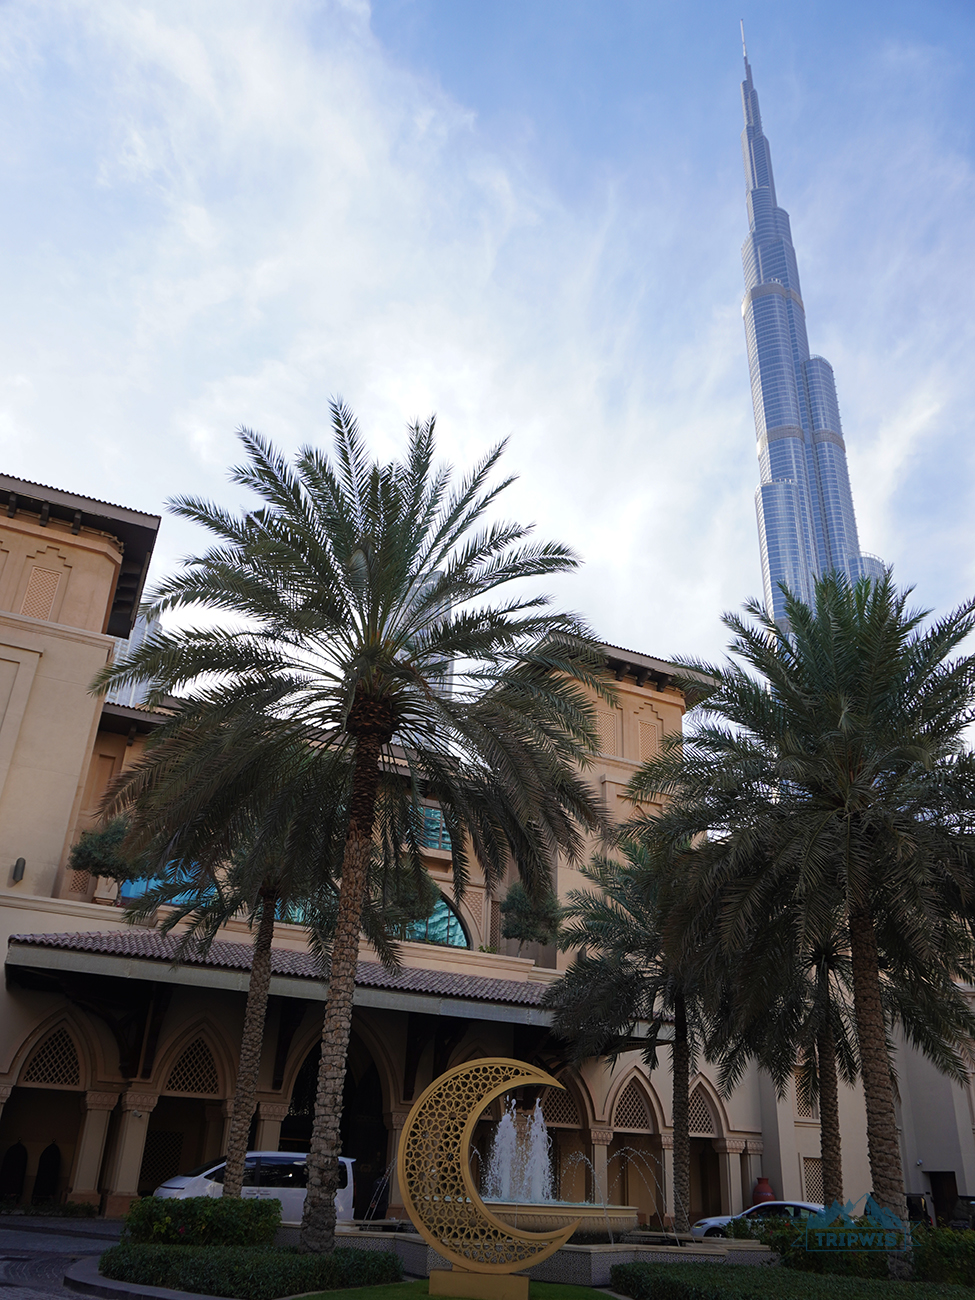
[607,1068,660,1134]
[688,1076,726,1137]
[9,1013,94,1091]
[152,1018,236,1099]
[543,1065,592,1131]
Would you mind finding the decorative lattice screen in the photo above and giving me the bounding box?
[166,1038,219,1095]
[613,1079,652,1131]
[21,568,61,621]
[638,720,659,763]
[139,1130,184,1191]
[22,1027,80,1087]
[688,1088,715,1136]
[542,1085,580,1128]
[594,707,621,756]
[803,1156,824,1205]
[795,1073,816,1119]
[68,869,91,895]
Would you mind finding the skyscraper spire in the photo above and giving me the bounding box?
[738,48,882,621]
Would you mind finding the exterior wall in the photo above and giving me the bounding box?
[0,480,966,1222]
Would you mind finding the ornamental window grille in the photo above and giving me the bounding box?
[688,1088,716,1136]
[22,1027,80,1088]
[613,1079,652,1131]
[638,720,660,763]
[541,1085,580,1128]
[803,1156,824,1205]
[794,1072,817,1120]
[140,1130,184,1191]
[21,568,61,621]
[68,869,91,895]
[165,1038,219,1096]
[594,707,622,756]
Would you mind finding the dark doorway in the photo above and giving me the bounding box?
[281,1033,388,1219]
[689,1137,721,1221]
[32,1143,61,1203]
[0,1142,27,1202]
[928,1171,959,1225]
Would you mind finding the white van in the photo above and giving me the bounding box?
[153,1152,355,1224]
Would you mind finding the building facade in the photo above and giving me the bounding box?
[739,49,883,622]
[0,473,968,1227]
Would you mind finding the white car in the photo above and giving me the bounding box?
[154,1151,355,1224]
[691,1199,824,1239]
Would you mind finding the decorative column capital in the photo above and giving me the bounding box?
[589,1127,613,1147]
[744,1138,765,1155]
[85,1091,121,1112]
[713,1138,746,1154]
[121,1092,158,1114]
[386,1109,413,1129]
[0,1085,13,1105]
[257,1102,290,1122]
[657,1133,674,1150]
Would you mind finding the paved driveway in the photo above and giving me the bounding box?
[0,1218,122,1300]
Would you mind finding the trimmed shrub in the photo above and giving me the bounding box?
[100,1243,401,1300]
[609,1259,972,1299]
[911,1226,975,1287]
[123,1196,281,1246]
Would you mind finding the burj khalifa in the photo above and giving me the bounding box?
[739,41,882,621]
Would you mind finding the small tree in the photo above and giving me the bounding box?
[68,816,144,888]
[500,880,562,950]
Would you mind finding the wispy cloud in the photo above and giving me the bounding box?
[0,3,971,661]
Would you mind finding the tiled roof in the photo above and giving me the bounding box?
[7,930,546,1007]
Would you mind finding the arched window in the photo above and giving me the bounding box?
[404,897,469,948]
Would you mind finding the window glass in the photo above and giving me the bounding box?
[420,807,451,851]
[259,1159,307,1189]
[206,1159,259,1186]
[404,897,469,948]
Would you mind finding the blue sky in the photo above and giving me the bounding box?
[2,1,974,662]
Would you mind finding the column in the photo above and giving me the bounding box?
[383,1108,412,1219]
[203,1101,234,1162]
[0,1085,11,1121]
[589,1127,612,1204]
[68,1091,119,1207]
[713,1138,746,1216]
[743,1138,764,1207]
[254,1101,289,1152]
[102,1091,158,1218]
[657,1134,675,1227]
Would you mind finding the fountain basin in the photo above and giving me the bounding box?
[485,1201,639,1238]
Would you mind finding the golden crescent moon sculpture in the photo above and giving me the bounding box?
[397,1057,580,1275]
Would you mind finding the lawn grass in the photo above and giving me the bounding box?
[296,1282,609,1300]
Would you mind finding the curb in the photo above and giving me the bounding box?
[65,1256,228,1300]
[0,1219,122,1242]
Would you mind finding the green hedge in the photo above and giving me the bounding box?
[0,1200,97,1218]
[122,1196,281,1246]
[100,1243,402,1300]
[752,1220,975,1286]
[609,1260,974,1300]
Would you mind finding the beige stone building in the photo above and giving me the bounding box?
[0,472,968,1226]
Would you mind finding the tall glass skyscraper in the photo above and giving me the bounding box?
[739,48,882,621]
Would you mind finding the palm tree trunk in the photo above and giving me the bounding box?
[671,990,691,1234]
[223,887,278,1198]
[300,711,390,1253]
[816,1020,843,1207]
[848,910,907,1222]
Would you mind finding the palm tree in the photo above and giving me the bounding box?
[98,405,608,1251]
[701,897,858,1207]
[629,572,975,1225]
[542,840,704,1233]
[107,713,351,1200]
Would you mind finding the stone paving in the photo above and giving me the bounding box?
[0,1219,121,1300]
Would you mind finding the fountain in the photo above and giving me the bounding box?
[397,1058,638,1300]
[480,1095,638,1239]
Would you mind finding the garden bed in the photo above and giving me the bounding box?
[610,1259,975,1299]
